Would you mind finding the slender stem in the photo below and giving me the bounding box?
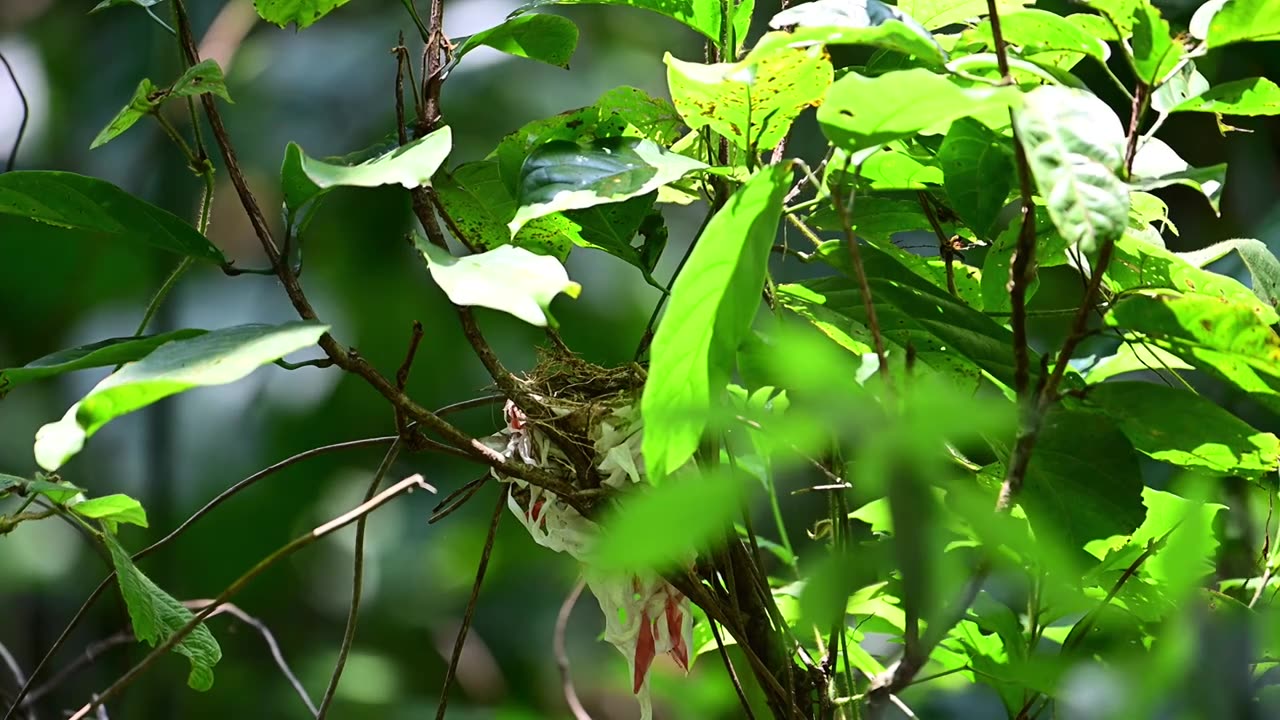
[634,210,718,361]
[710,618,758,720]
[830,160,888,384]
[0,52,29,172]
[183,604,317,716]
[553,578,591,720]
[917,191,957,297]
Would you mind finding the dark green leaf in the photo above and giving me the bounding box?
[415,239,580,327]
[1131,2,1182,85]
[511,137,704,233]
[1171,77,1280,116]
[72,494,149,528]
[1130,138,1225,214]
[451,14,579,69]
[0,172,226,264]
[642,165,791,481]
[938,118,1014,238]
[1013,86,1128,253]
[0,330,206,397]
[666,35,834,151]
[435,160,572,260]
[34,322,329,471]
[767,0,947,66]
[1082,382,1280,478]
[105,534,222,690]
[1204,0,1280,47]
[253,0,350,28]
[510,0,723,40]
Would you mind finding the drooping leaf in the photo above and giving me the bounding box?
[1130,1,1182,85]
[0,330,206,397]
[767,0,947,66]
[818,68,1020,153]
[91,60,232,150]
[0,172,226,264]
[896,0,1031,30]
[642,165,791,481]
[510,0,723,41]
[1170,77,1280,116]
[91,78,158,149]
[1081,381,1280,478]
[1203,0,1280,47]
[938,118,1014,238]
[253,0,349,28]
[1178,238,1280,310]
[510,137,705,233]
[1130,137,1225,214]
[1013,85,1128,254]
[966,9,1108,62]
[415,239,580,327]
[281,126,452,220]
[1105,234,1275,322]
[665,36,834,151]
[105,533,222,690]
[71,494,149,529]
[591,470,746,572]
[34,322,329,471]
[451,14,579,69]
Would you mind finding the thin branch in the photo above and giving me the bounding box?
[430,474,489,524]
[917,191,958,297]
[0,51,29,172]
[23,633,133,707]
[0,641,26,703]
[316,440,404,718]
[830,159,889,385]
[634,209,718,361]
[67,475,437,720]
[709,618,758,720]
[553,578,591,720]
[436,484,508,720]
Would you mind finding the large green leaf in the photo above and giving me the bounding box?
[965,9,1107,62]
[105,533,222,690]
[1085,341,1192,384]
[1130,1,1182,85]
[847,144,944,189]
[34,322,328,471]
[510,137,705,233]
[0,172,226,264]
[1081,382,1280,478]
[1130,137,1225,214]
[434,161,572,260]
[1105,234,1275,322]
[253,0,349,28]
[1013,85,1128,254]
[665,36,834,152]
[896,0,1031,30]
[642,165,791,481]
[981,209,1069,313]
[938,118,1014,238]
[415,239,580,327]
[72,493,149,529]
[1019,409,1146,549]
[590,470,745,572]
[0,330,205,397]
[281,126,452,220]
[767,0,947,66]
[1170,77,1280,116]
[1203,0,1280,47]
[451,14,578,69]
[818,68,1020,153]
[1178,238,1280,310]
[511,0,723,40]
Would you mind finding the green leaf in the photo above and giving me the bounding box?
[0,172,226,264]
[34,322,328,471]
[0,330,206,397]
[253,0,349,28]
[767,0,947,66]
[981,210,1069,313]
[434,161,571,260]
[848,144,944,189]
[92,62,231,150]
[1082,382,1280,478]
[72,494,149,529]
[1019,409,1146,548]
[91,78,158,150]
[510,137,705,234]
[1013,85,1128,254]
[1170,77,1280,116]
[92,0,166,10]
[168,59,233,104]
[1105,234,1275,322]
[896,0,1031,30]
[105,533,222,690]
[451,14,579,69]
[642,165,791,481]
[1151,63,1210,113]
[665,37,834,152]
[415,239,581,327]
[1130,138,1225,214]
[966,9,1108,62]
[0,474,21,497]
[510,0,723,40]
[818,68,1020,153]
[1178,238,1280,310]
[1131,1,1182,85]
[1204,0,1280,47]
[26,478,86,504]
[938,118,1014,238]
[1085,342,1192,383]
[590,470,745,572]
[281,125,452,219]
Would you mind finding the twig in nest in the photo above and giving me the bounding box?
[554,578,592,720]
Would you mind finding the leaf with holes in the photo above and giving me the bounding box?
[509,137,705,234]
[415,240,580,327]
[1013,86,1128,254]
[0,172,226,263]
[938,118,1014,238]
[34,323,328,471]
[1130,138,1225,214]
[254,0,349,28]
[1179,238,1280,311]
[1105,234,1275,322]
[767,0,947,66]
[0,330,206,397]
[92,61,231,150]
[451,14,578,69]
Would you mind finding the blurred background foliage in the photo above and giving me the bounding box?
[0,0,1277,718]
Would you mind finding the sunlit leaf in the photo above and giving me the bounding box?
[1203,0,1280,47]
[451,14,578,69]
[896,0,1031,30]
[72,494,149,529]
[1130,1,1182,85]
[1085,342,1192,384]
[1171,77,1280,116]
[642,165,791,481]
[415,239,580,327]
[768,0,947,66]
[434,160,572,260]
[510,0,723,40]
[966,9,1107,61]
[0,330,205,397]
[1013,86,1128,254]
[34,322,328,471]
[0,172,226,264]
[253,0,349,28]
[842,144,944,189]
[665,37,833,151]
[1151,62,1210,113]
[1178,238,1280,310]
[106,533,222,690]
